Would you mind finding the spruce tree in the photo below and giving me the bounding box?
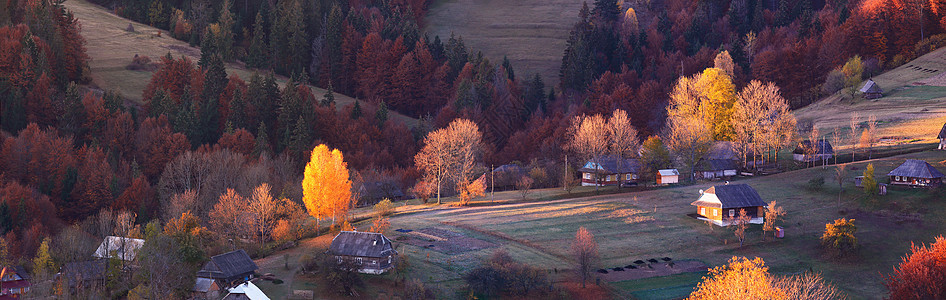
[351,101,362,119]
[322,80,335,106]
[254,121,270,156]
[289,117,311,160]
[217,0,235,61]
[247,12,270,69]
[375,101,389,128]
[227,88,247,130]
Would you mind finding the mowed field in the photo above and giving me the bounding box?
[254,150,946,299]
[64,0,418,127]
[426,0,585,88]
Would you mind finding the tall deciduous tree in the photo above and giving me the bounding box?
[885,235,946,299]
[689,257,787,299]
[572,227,598,288]
[568,114,608,191]
[415,119,483,204]
[248,183,276,245]
[208,189,249,241]
[302,144,352,230]
[762,201,785,242]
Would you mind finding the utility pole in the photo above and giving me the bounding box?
[490,164,494,201]
[564,155,568,191]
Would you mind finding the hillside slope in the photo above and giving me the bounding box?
[795,47,946,146]
[426,0,585,88]
[66,0,418,127]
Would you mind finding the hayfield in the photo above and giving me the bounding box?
[426,0,586,88]
[65,0,418,127]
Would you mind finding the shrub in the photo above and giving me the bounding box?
[373,198,395,217]
[403,278,436,300]
[807,176,825,190]
[821,69,846,95]
[464,250,549,297]
[821,218,857,257]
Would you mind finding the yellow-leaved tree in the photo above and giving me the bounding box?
[302,144,352,233]
[689,257,787,300]
[696,67,737,141]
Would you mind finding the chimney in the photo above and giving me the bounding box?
[725,181,730,185]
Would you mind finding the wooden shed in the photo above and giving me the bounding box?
[328,231,398,275]
[860,79,883,99]
[887,159,944,188]
[690,184,767,226]
[657,169,679,185]
[938,123,946,150]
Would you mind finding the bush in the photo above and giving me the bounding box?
[821,69,846,95]
[821,218,857,258]
[807,176,825,190]
[403,278,436,300]
[373,198,395,217]
[464,250,549,297]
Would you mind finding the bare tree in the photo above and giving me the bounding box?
[835,164,846,208]
[572,227,598,288]
[163,190,199,222]
[762,201,785,242]
[831,128,842,165]
[607,109,641,188]
[248,183,277,245]
[772,272,847,300]
[865,115,878,159]
[415,119,483,204]
[569,114,609,192]
[806,126,820,168]
[733,81,766,169]
[209,189,250,242]
[667,116,713,182]
[849,113,859,162]
[136,234,192,299]
[516,176,534,200]
[726,209,751,247]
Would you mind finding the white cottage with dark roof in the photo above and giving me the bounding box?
[887,159,944,188]
[328,231,397,274]
[690,184,767,226]
[579,155,641,187]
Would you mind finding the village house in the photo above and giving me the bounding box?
[222,281,270,300]
[196,249,258,289]
[690,184,767,226]
[192,277,222,300]
[58,260,108,290]
[356,180,405,206]
[93,236,145,263]
[938,123,946,150]
[887,159,945,188]
[657,169,679,185]
[793,140,834,162]
[0,266,30,298]
[579,155,641,187]
[328,231,397,275]
[694,159,738,180]
[860,79,883,99]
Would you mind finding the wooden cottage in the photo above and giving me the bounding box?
[328,231,397,275]
[93,236,145,262]
[694,159,738,180]
[657,169,679,185]
[196,249,258,289]
[938,123,946,150]
[579,155,641,187]
[860,79,883,99]
[58,260,107,290]
[793,140,834,162]
[887,159,944,188]
[0,266,31,298]
[690,184,767,226]
[223,281,270,300]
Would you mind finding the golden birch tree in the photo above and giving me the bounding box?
[302,144,352,230]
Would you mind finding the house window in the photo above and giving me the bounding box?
[713,209,717,217]
[584,173,591,179]
[729,209,735,217]
[700,207,705,215]
[626,174,631,180]
[357,258,363,264]
[896,176,901,181]
[606,175,611,181]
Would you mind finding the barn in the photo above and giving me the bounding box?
[657,169,679,185]
[860,79,883,99]
[690,184,766,226]
[792,140,834,162]
[887,159,944,188]
[579,155,641,187]
[328,231,398,275]
[694,159,738,180]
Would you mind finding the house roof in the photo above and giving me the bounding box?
[92,236,145,261]
[59,260,108,286]
[695,159,737,172]
[887,159,945,179]
[706,141,736,160]
[223,281,270,300]
[357,181,405,201]
[793,140,835,155]
[658,169,679,176]
[197,249,258,280]
[691,184,767,209]
[579,155,641,174]
[193,277,218,293]
[328,231,397,258]
[859,79,883,93]
[938,123,946,139]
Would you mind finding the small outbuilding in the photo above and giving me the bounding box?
[328,231,397,275]
[196,249,258,289]
[579,155,641,187]
[938,123,946,150]
[657,169,679,185]
[690,184,767,226]
[887,159,944,188]
[860,79,883,99]
[793,140,834,163]
[694,159,738,180]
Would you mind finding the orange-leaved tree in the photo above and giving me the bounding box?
[885,235,946,299]
[689,257,787,300]
[572,226,598,288]
[302,144,352,233]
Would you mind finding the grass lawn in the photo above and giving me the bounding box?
[611,271,708,300]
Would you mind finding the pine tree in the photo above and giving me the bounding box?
[199,26,218,68]
[254,121,271,156]
[289,117,311,160]
[375,101,389,127]
[227,88,247,130]
[247,12,270,69]
[217,0,235,61]
[501,56,515,81]
[351,101,363,119]
[322,81,335,106]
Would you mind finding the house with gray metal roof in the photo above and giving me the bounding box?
[694,159,738,180]
[793,140,834,163]
[690,184,767,226]
[860,79,883,99]
[887,159,944,188]
[579,155,641,187]
[196,249,258,289]
[328,231,397,274]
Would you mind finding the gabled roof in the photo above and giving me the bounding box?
[93,236,145,261]
[579,155,641,174]
[691,184,767,209]
[793,140,835,155]
[197,249,258,280]
[193,277,219,293]
[328,231,397,258]
[60,260,107,286]
[223,281,270,300]
[938,123,946,139]
[658,169,679,176]
[859,79,883,93]
[887,159,945,179]
[695,159,737,172]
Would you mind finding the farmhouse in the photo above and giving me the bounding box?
[196,249,258,289]
[938,123,946,150]
[579,155,641,187]
[887,159,944,188]
[0,266,31,298]
[860,79,883,99]
[690,184,766,226]
[328,231,397,275]
[59,260,108,289]
[93,236,145,262]
[657,169,679,185]
[222,281,270,300]
[694,159,738,180]
[792,140,834,162]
